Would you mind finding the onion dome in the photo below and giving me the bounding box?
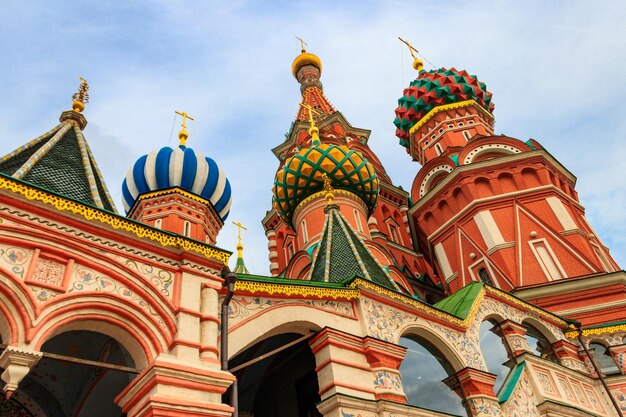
[292,50,322,78]
[121,114,232,221]
[273,139,378,226]
[393,67,495,147]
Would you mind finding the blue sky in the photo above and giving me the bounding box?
[1,1,625,274]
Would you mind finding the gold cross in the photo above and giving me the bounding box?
[296,36,307,52]
[175,110,195,131]
[232,221,247,246]
[398,36,434,71]
[298,103,320,126]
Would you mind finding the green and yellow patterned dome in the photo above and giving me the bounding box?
[273,142,379,225]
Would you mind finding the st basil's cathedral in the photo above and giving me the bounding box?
[0,41,625,417]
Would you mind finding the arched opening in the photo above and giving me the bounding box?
[7,330,137,417]
[228,333,321,417]
[589,342,620,376]
[523,322,558,363]
[478,320,512,394]
[399,335,467,416]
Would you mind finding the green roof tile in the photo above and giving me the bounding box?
[434,282,484,319]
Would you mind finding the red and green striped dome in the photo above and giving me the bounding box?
[273,143,378,225]
[394,68,494,147]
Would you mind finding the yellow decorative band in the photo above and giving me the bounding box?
[294,189,364,215]
[0,176,231,265]
[135,187,210,206]
[408,99,494,135]
[565,323,626,339]
[348,278,469,327]
[484,286,569,327]
[235,280,360,300]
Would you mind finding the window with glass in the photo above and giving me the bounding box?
[589,342,620,375]
[399,335,467,416]
[523,323,558,363]
[479,320,512,394]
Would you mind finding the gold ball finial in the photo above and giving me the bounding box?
[72,100,85,112]
[412,58,424,72]
[72,77,89,113]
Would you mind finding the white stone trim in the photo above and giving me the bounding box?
[473,210,505,250]
[546,196,577,231]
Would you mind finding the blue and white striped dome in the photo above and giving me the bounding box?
[122,145,232,221]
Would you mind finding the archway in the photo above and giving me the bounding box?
[9,330,137,417]
[228,332,321,417]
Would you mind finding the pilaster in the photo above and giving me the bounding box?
[115,357,234,417]
[309,328,376,402]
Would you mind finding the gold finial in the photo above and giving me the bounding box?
[398,37,426,72]
[322,173,335,206]
[175,110,195,147]
[232,221,248,258]
[72,77,89,113]
[299,103,321,144]
[296,36,307,53]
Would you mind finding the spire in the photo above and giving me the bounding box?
[310,198,400,291]
[0,79,117,212]
[175,110,194,147]
[291,42,336,121]
[232,220,250,274]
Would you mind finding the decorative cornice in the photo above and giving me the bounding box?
[348,278,471,327]
[234,280,360,300]
[564,323,626,339]
[484,285,569,327]
[408,99,494,136]
[0,175,230,265]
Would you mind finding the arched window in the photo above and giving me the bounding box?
[479,320,512,394]
[478,267,493,285]
[353,209,363,232]
[183,221,191,237]
[154,219,162,229]
[399,336,466,416]
[301,220,308,243]
[524,323,558,363]
[589,343,620,375]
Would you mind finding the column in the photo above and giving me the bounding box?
[552,340,589,375]
[499,320,532,356]
[445,368,501,417]
[363,337,407,403]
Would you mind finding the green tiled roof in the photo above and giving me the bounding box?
[0,121,116,212]
[233,255,250,274]
[498,361,526,402]
[310,206,399,291]
[434,282,484,319]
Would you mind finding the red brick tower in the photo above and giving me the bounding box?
[263,47,440,300]
[394,52,622,325]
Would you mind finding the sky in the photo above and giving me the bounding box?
[1,1,625,275]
